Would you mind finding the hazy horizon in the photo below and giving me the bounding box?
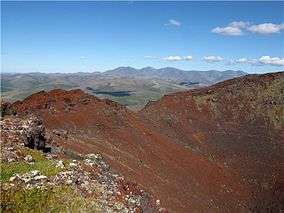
[1,65,246,74]
[2,65,283,75]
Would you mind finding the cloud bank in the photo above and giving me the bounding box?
[145,54,284,66]
[247,23,284,34]
[145,55,193,62]
[212,21,284,36]
[233,56,284,66]
[203,56,223,62]
[163,55,193,61]
[258,56,284,66]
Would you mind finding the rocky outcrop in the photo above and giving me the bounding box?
[1,115,160,212]
[0,102,16,117]
[23,117,46,150]
[1,116,47,150]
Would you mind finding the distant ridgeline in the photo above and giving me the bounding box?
[1,67,246,109]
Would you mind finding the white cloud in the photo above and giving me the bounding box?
[145,55,192,61]
[184,55,193,61]
[144,56,158,59]
[80,56,88,60]
[232,56,284,66]
[162,55,192,61]
[212,21,284,36]
[235,58,259,65]
[163,56,183,61]
[203,56,223,62]
[163,55,193,61]
[164,19,181,27]
[229,21,250,28]
[258,56,284,66]
[235,58,248,63]
[212,26,243,36]
[146,54,284,66]
[247,23,284,34]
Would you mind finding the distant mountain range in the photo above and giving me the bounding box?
[105,66,246,83]
[1,67,247,109]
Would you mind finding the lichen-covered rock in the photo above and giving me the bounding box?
[0,102,16,117]
[23,117,46,150]
[1,115,47,151]
[55,160,64,169]
[24,155,33,162]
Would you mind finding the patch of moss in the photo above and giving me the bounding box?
[1,185,100,212]
[21,148,47,162]
[0,148,64,182]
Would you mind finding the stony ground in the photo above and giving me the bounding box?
[0,115,166,212]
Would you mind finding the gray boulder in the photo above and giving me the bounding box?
[23,117,46,150]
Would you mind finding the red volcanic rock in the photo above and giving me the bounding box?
[140,72,284,212]
[8,72,284,212]
[12,89,95,114]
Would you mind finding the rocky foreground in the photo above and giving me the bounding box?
[0,115,166,212]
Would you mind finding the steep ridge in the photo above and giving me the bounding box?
[7,72,283,212]
[140,72,284,211]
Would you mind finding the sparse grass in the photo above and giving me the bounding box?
[0,148,65,182]
[0,148,97,212]
[0,185,100,212]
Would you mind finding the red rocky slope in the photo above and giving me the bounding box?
[140,72,284,212]
[7,72,284,212]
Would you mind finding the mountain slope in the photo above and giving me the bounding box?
[6,89,248,212]
[5,72,283,212]
[140,72,284,211]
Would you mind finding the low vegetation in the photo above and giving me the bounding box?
[0,148,65,182]
[1,185,100,212]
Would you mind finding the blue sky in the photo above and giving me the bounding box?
[1,1,284,73]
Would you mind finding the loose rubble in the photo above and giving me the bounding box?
[1,115,47,151]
